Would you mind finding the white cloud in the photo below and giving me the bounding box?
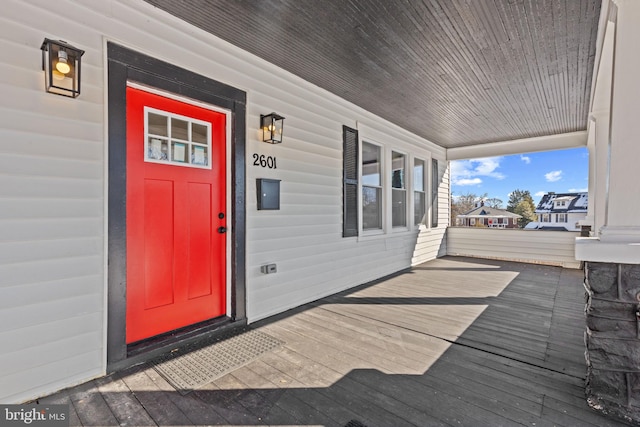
[545,170,563,182]
[535,191,546,197]
[520,155,531,164]
[568,187,588,192]
[455,178,483,186]
[451,157,505,186]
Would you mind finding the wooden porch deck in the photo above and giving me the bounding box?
[39,256,631,426]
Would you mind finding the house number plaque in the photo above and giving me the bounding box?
[252,153,277,169]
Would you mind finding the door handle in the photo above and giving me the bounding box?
[218,226,227,234]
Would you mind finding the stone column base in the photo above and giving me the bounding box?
[584,261,640,424]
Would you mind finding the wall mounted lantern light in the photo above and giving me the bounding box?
[260,112,285,144]
[41,38,85,98]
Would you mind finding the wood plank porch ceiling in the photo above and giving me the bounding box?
[144,0,601,149]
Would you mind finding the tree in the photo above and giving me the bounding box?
[485,197,503,209]
[513,200,537,228]
[507,189,537,227]
[507,189,534,212]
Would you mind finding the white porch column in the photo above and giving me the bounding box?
[576,0,640,263]
[590,112,610,236]
[605,0,640,232]
[577,3,640,423]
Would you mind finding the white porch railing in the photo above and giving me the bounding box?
[446,227,581,269]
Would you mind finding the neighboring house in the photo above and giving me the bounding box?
[525,192,588,231]
[456,203,521,228]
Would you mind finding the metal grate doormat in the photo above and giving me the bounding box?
[153,328,284,394]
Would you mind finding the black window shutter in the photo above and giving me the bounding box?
[343,125,359,237]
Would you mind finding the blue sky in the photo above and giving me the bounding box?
[450,147,589,207]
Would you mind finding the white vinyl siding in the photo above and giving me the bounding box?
[447,228,580,269]
[1,0,448,403]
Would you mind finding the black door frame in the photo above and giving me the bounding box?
[106,42,247,370]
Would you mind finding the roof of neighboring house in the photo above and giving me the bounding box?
[535,192,588,213]
[458,206,522,219]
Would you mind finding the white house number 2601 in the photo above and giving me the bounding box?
[253,154,277,169]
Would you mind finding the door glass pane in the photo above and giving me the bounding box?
[171,118,189,140]
[171,142,188,163]
[148,113,168,136]
[148,137,168,160]
[191,145,208,166]
[362,142,381,186]
[192,123,208,144]
[362,186,382,230]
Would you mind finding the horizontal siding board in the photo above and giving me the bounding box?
[0,154,102,180]
[0,312,102,356]
[247,224,342,242]
[0,199,102,220]
[1,218,102,241]
[0,106,102,142]
[248,215,339,230]
[0,294,103,333]
[0,276,102,309]
[0,237,101,265]
[0,331,102,377]
[0,130,103,161]
[0,256,102,288]
[0,176,102,198]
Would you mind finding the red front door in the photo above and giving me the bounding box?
[125,86,227,344]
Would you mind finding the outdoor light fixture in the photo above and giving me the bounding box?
[260,112,285,144]
[41,38,84,98]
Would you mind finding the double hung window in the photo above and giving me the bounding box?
[362,142,383,231]
[342,127,437,237]
[414,159,426,226]
[431,159,439,228]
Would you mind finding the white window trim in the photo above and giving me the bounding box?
[390,148,409,232]
[144,106,213,170]
[357,135,434,239]
[360,139,385,236]
[429,157,440,229]
[412,156,428,230]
